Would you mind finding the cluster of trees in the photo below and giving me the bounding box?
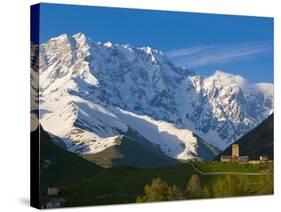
[212,174,273,197]
[136,174,209,202]
[136,173,273,202]
[136,178,184,202]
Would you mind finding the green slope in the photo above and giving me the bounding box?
[35,126,102,193]
[83,128,178,168]
[56,162,272,207]
[34,125,273,208]
[217,114,273,160]
[60,163,197,206]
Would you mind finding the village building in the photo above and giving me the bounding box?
[41,198,65,209]
[220,155,232,162]
[47,187,59,196]
[249,160,260,164]
[260,155,269,163]
[231,144,240,161]
[220,144,271,164]
[238,156,249,163]
[220,144,249,163]
[41,187,65,209]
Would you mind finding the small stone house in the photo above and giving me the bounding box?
[238,156,249,163]
[220,155,232,162]
[260,155,269,163]
[249,160,260,164]
[47,187,59,196]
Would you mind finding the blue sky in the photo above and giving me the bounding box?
[38,3,273,83]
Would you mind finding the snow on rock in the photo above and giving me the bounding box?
[177,70,273,149]
[36,33,273,159]
[112,108,199,160]
[40,95,127,154]
[208,70,247,88]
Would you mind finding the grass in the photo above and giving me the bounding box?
[40,131,101,193]
[194,161,273,173]
[40,162,273,207]
[41,163,196,206]
[39,126,273,208]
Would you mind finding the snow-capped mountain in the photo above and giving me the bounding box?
[34,33,273,160]
[177,71,273,149]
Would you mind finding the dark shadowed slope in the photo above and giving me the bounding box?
[83,128,179,168]
[217,114,273,160]
[32,126,102,191]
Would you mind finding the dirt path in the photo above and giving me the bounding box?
[189,162,271,176]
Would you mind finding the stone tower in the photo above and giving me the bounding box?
[232,144,239,160]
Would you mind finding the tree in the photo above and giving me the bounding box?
[168,185,185,200]
[212,175,252,197]
[201,186,211,198]
[136,178,184,202]
[257,174,273,194]
[136,178,170,202]
[186,174,201,198]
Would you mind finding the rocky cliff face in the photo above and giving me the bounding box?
[33,33,273,160]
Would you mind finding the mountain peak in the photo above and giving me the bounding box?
[72,32,86,38]
[104,41,113,48]
[209,70,247,88]
[37,34,273,159]
[141,46,153,54]
[72,32,89,47]
[48,33,69,43]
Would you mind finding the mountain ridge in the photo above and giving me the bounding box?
[34,33,273,161]
[216,114,273,160]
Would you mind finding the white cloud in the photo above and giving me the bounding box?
[166,42,272,68]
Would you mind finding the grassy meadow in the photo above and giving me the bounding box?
[40,155,273,207]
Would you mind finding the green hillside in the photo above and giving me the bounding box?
[83,128,178,168]
[59,163,197,206]
[36,126,273,208]
[36,126,101,193]
[47,162,272,207]
[217,114,273,160]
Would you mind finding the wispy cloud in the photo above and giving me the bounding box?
[166,42,272,68]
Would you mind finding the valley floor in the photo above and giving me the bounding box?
[40,162,273,208]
